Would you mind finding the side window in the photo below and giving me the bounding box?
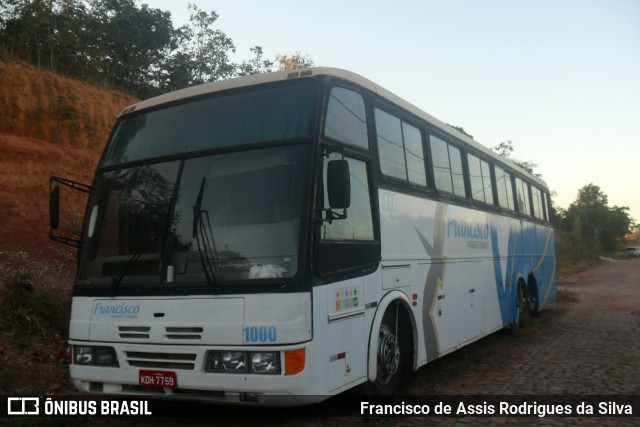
[321,154,374,241]
[449,146,465,197]
[324,87,368,148]
[515,178,531,216]
[374,109,427,186]
[467,154,494,204]
[403,122,427,186]
[531,186,544,219]
[542,192,550,222]
[481,160,494,205]
[430,135,452,193]
[429,135,465,198]
[375,109,405,180]
[544,193,552,222]
[495,166,515,211]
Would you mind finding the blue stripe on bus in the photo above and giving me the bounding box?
[492,222,557,328]
[490,224,510,327]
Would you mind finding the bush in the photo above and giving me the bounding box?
[0,273,69,345]
[555,230,601,276]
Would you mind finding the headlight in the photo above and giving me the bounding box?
[73,346,119,367]
[250,352,279,374]
[206,351,280,375]
[94,346,119,366]
[74,346,94,365]
[222,352,247,372]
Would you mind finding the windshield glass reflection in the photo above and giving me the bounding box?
[169,145,306,282]
[77,145,306,288]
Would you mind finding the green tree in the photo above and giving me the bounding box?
[157,3,235,91]
[184,3,235,83]
[275,51,314,70]
[493,141,514,158]
[91,0,174,93]
[1,1,318,96]
[0,0,176,96]
[236,46,273,76]
[157,49,193,92]
[493,140,540,176]
[50,0,92,76]
[0,0,56,67]
[237,48,316,76]
[560,183,632,253]
[447,124,473,139]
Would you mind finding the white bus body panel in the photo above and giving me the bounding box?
[312,277,368,393]
[70,294,311,345]
[69,293,319,402]
[378,189,505,366]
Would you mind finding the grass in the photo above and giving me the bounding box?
[555,230,603,277]
[0,59,137,151]
[0,272,70,349]
[556,289,579,304]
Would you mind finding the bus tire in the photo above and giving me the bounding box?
[520,280,531,327]
[509,280,529,334]
[528,276,540,318]
[364,309,403,396]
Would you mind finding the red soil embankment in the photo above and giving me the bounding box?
[0,61,137,264]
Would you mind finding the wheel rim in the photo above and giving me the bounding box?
[377,325,400,385]
[517,283,529,325]
[514,286,522,323]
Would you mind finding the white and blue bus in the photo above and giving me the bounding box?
[50,68,556,405]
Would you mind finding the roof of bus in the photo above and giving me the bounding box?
[122,67,548,189]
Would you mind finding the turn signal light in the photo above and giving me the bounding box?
[284,348,305,376]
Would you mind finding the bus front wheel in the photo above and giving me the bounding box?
[365,310,403,396]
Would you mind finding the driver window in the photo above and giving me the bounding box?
[321,154,374,241]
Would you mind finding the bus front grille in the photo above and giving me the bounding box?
[119,326,151,339]
[124,351,197,370]
[165,326,204,340]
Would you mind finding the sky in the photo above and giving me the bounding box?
[144,0,640,222]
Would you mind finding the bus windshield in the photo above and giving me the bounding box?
[78,145,307,290]
[77,81,315,292]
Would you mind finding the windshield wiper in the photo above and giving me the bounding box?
[111,198,172,296]
[193,177,219,288]
[110,231,159,296]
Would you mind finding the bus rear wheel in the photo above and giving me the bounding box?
[527,277,540,318]
[510,281,530,334]
[365,311,403,396]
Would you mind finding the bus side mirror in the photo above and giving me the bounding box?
[327,160,350,210]
[48,176,91,247]
[50,185,60,230]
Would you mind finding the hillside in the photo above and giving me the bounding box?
[0,61,137,394]
[0,60,137,268]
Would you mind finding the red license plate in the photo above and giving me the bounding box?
[139,370,177,388]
